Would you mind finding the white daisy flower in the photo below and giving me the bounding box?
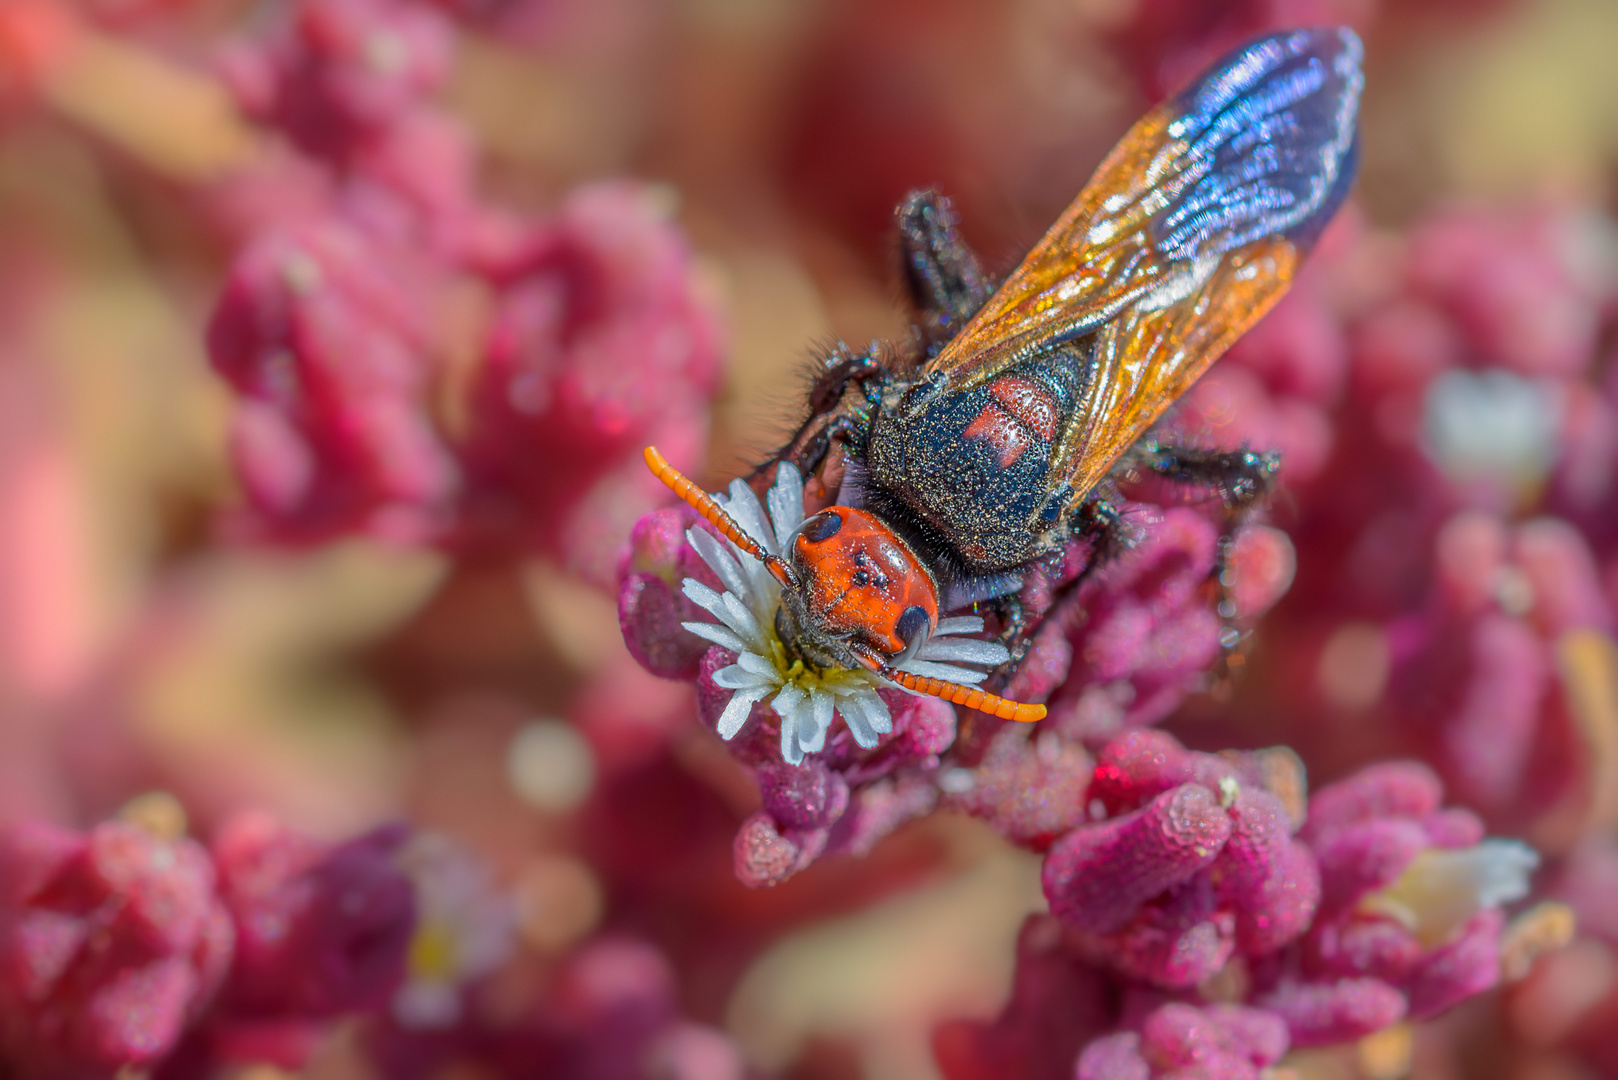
[393,833,517,1030]
[679,464,1010,765]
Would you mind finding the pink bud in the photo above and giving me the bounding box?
[1044,783,1232,936]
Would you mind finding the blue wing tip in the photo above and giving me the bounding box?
[1172,25,1365,113]
[1154,25,1364,263]
[1255,25,1364,64]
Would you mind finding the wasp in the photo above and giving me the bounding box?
[647,28,1362,724]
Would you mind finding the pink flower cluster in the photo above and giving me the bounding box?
[9,0,1610,1077]
[0,813,416,1078]
[207,0,724,583]
[1076,1002,1290,1080]
[935,741,1536,1077]
[1017,513,1294,744]
[716,681,956,890]
[606,188,1614,1076]
[1043,731,1317,989]
[1256,762,1532,1045]
[618,484,1297,888]
[934,916,1295,1080]
[369,937,743,1080]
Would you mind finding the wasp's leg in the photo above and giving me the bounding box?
[982,592,1029,665]
[897,190,992,347]
[1135,441,1282,510]
[792,410,876,482]
[1071,493,1136,567]
[980,496,1131,669]
[750,350,884,479]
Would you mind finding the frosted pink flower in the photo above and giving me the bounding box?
[1042,731,1318,988]
[212,813,417,1022]
[1256,761,1538,1045]
[1077,1002,1289,1080]
[617,506,725,681]
[1406,205,1615,379]
[940,725,1093,850]
[1041,509,1227,744]
[1386,511,1613,817]
[220,0,454,164]
[207,219,460,545]
[462,181,725,582]
[367,935,744,1080]
[0,820,234,1074]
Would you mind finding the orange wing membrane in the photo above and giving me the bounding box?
[921,28,1361,518]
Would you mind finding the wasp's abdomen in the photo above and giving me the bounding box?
[960,375,1062,469]
[866,356,1085,573]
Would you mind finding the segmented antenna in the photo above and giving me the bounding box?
[644,446,795,588]
[875,664,1047,723]
[647,445,1044,722]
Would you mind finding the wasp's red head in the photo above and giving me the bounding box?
[788,507,938,658]
[645,446,1046,723]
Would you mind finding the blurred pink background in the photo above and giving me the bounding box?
[1,1,1618,1078]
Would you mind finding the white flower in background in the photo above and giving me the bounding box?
[679,464,1009,765]
[394,833,517,1029]
[1360,838,1539,948]
[1421,369,1562,496]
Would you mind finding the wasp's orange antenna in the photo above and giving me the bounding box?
[874,662,1046,723]
[644,446,795,588]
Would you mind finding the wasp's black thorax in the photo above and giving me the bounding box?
[863,342,1093,574]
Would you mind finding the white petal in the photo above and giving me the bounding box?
[713,664,773,690]
[934,616,987,637]
[916,637,1011,666]
[838,693,878,748]
[681,579,730,619]
[724,479,774,551]
[810,690,835,746]
[799,690,831,754]
[687,528,749,599]
[776,694,805,764]
[716,687,769,740]
[772,682,807,725]
[768,464,805,545]
[898,660,989,684]
[719,590,765,644]
[735,650,780,679]
[1470,839,1539,906]
[681,621,747,653]
[859,688,892,734]
[797,725,824,758]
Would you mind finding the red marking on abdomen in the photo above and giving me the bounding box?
[963,405,1029,467]
[989,376,1059,440]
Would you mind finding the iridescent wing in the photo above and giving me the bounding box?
[925,27,1362,502]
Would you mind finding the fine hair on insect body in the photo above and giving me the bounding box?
[649,27,1363,755]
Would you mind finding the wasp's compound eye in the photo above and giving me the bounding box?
[801,510,843,543]
[896,604,932,647]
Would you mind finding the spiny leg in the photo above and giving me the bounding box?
[1133,440,1281,511]
[897,189,992,349]
[978,591,1029,665]
[756,189,987,480]
[1130,442,1284,679]
[981,493,1134,669]
[1070,493,1136,571]
[750,349,883,480]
